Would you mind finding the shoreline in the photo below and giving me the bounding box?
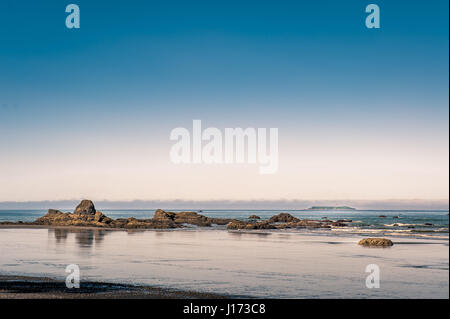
[1,201,447,237]
[0,224,448,241]
[0,274,227,299]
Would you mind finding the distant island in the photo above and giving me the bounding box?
[307,206,356,211]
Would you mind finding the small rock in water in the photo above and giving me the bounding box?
[268,213,300,223]
[358,238,393,247]
[248,215,261,219]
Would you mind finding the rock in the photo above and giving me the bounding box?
[268,213,300,223]
[274,220,332,229]
[336,219,352,223]
[358,238,394,247]
[227,220,275,230]
[48,209,64,215]
[378,215,387,218]
[25,202,352,231]
[246,222,275,230]
[225,221,246,229]
[424,223,433,226]
[393,216,399,219]
[94,211,107,222]
[34,204,179,229]
[248,215,261,219]
[153,209,176,221]
[153,209,233,227]
[296,220,332,228]
[329,222,347,227]
[174,211,211,226]
[74,200,96,215]
[34,209,71,225]
[209,218,235,225]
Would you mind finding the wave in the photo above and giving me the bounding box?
[384,223,417,227]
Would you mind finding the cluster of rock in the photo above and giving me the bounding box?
[1,200,396,249]
[2,200,355,231]
[153,209,232,227]
[32,200,115,227]
[30,200,234,229]
[226,212,349,230]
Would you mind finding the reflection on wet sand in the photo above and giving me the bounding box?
[1,228,447,298]
[48,228,107,248]
[227,231,272,240]
[51,228,68,243]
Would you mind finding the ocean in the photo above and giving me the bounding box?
[1,209,448,298]
[0,209,448,238]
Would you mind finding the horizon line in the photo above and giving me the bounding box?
[0,198,448,210]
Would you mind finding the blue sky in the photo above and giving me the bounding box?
[0,1,448,205]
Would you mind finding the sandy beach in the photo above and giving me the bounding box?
[0,274,224,299]
[0,225,448,299]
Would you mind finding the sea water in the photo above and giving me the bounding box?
[0,222,448,298]
[1,209,448,238]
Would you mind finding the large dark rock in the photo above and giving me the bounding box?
[277,220,331,229]
[74,200,96,215]
[174,211,211,226]
[153,209,176,221]
[227,220,276,230]
[268,213,300,223]
[152,209,233,226]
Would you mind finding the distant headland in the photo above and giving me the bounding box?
[307,206,356,211]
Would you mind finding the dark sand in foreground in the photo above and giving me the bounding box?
[0,275,225,299]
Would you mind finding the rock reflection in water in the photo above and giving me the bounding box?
[51,228,69,243]
[48,228,107,248]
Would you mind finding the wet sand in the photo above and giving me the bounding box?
[0,275,225,299]
[0,226,448,298]
[0,224,124,231]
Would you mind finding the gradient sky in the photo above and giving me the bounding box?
[0,0,448,204]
